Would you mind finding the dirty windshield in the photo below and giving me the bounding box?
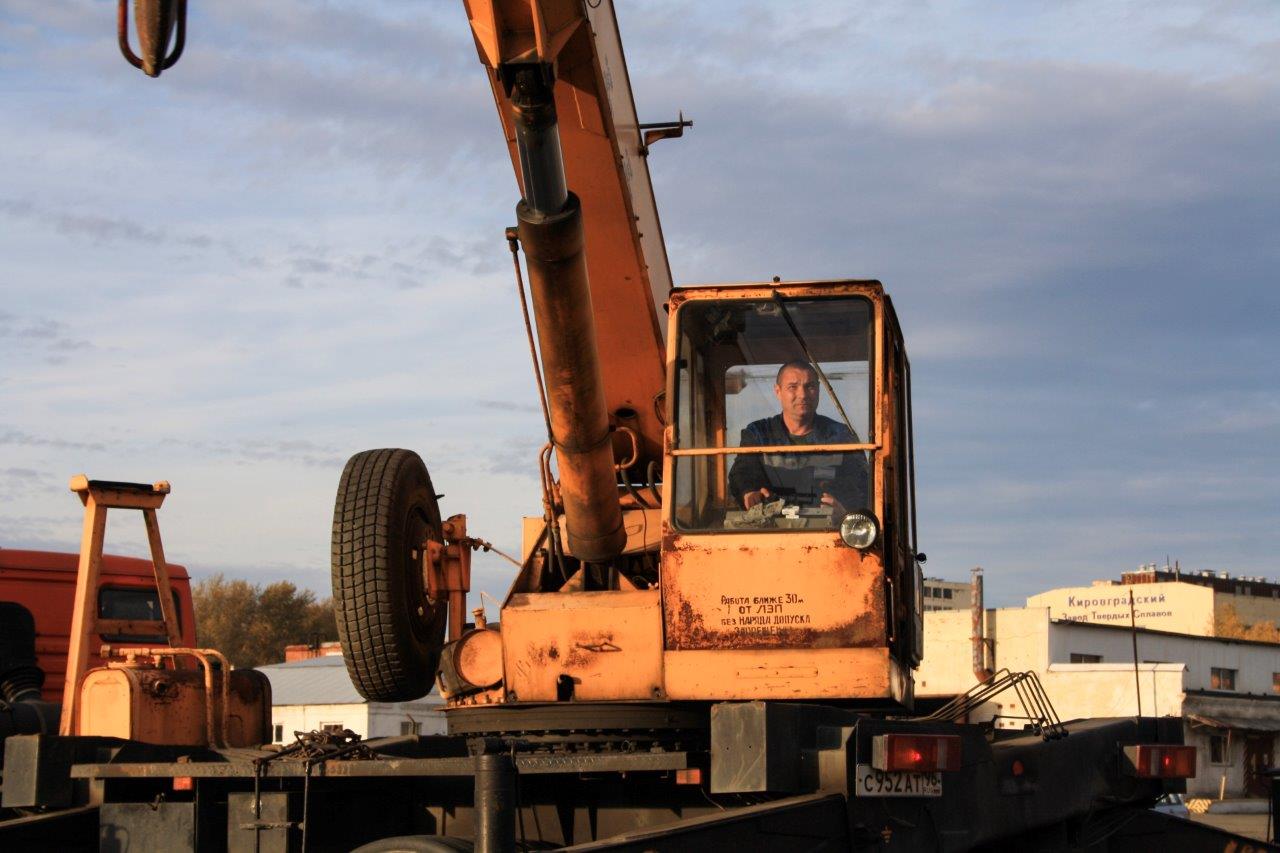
[673,295,874,532]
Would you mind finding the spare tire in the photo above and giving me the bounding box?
[332,449,448,702]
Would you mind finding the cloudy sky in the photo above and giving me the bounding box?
[2,0,1277,609]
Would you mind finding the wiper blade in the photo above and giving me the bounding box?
[771,291,859,438]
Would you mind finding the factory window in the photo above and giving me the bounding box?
[273,724,284,743]
[1069,653,1103,664]
[400,721,422,736]
[320,722,345,734]
[942,589,953,600]
[1210,668,1237,691]
[1209,735,1227,765]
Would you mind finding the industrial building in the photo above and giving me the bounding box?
[256,655,445,743]
[922,576,973,612]
[1122,565,1280,627]
[1028,566,1280,635]
[917,606,1280,798]
[282,640,344,662]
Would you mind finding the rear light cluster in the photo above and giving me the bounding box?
[675,768,702,785]
[871,734,962,773]
[1123,745,1196,779]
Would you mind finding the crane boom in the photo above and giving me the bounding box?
[464,0,672,469]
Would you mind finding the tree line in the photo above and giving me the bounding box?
[1215,605,1280,643]
[193,574,338,668]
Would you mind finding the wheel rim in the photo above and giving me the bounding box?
[403,500,440,645]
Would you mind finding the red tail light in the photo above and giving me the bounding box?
[872,734,962,772]
[675,768,702,785]
[1123,745,1196,779]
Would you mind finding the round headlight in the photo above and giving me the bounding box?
[840,511,879,550]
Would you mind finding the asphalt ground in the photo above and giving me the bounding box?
[1189,812,1274,843]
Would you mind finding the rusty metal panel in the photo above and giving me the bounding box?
[667,280,885,308]
[100,802,196,852]
[502,590,663,701]
[663,648,906,701]
[661,530,887,652]
[227,792,297,853]
[78,666,199,744]
[709,701,804,794]
[77,666,270,747]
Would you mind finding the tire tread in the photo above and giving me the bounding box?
[331,448,442,701]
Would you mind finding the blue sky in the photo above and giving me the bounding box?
[2,0,1277,608]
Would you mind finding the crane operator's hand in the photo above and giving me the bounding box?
[745,489,845,513]
[744,488,845,513]
[820,493,846,516]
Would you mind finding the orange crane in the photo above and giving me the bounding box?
[0,4,1213,850]
[330,0,925,716]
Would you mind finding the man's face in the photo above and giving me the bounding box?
[774,365,820,425]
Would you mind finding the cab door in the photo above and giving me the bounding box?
[884,306,922,669]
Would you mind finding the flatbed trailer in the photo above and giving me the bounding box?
[6,705,1271,851]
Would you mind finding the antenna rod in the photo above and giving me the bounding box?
[1129,590,1142,719]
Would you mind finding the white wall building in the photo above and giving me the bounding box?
[1028,580,1217,634]
[257,656,446,743]
[918,607,1280,798]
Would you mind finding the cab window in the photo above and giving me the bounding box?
[673,296,874,531]
[98,586,181,642]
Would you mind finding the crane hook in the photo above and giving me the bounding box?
[117,0,188,78]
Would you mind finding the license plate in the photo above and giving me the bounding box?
[854,764,943,797]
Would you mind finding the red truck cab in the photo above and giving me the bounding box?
[0,548,197,702]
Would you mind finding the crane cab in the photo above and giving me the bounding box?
[485,280,922,709]
[659,280,922,704]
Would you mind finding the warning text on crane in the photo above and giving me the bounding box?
[717,593,813,636]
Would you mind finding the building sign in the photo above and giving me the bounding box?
[1027,582,1215,635]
